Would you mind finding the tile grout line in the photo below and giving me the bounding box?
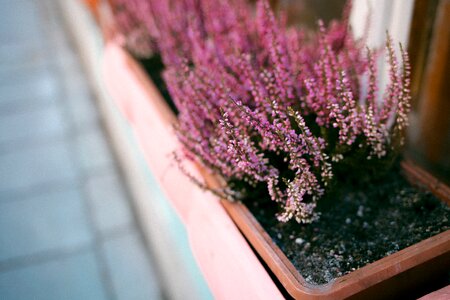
[0,244,93,273]
[53,55,119,300]
[51,3,166,295]
[0,1,136,299]
[0,211,135,274]
[38,1,119,299]
[0,163,113,204]
[49,2,169,296]
[0,0,161,298]
[0,121,102,157]
[51,1,168,297]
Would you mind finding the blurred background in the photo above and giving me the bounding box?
[0,0,448,299]
[0,0,166,299]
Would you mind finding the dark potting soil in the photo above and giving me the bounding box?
[245,166,450,285]
[137,55,179,115]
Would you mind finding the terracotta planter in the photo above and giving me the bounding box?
[102,43,450,299]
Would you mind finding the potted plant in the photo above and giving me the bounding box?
[103,0,450,298]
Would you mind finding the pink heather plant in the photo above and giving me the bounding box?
[109,0,203,62]
[109,0,258,67]
[165,0,411,223]
[108,0,158,58]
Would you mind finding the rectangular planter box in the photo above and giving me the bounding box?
[103,44,450,299]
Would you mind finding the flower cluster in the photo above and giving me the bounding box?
[164,0,411,223]
[111,0,411,223]
[109,0,257,67]
[108,0,157,58]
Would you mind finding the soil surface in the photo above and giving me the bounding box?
[245,167,450,285]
